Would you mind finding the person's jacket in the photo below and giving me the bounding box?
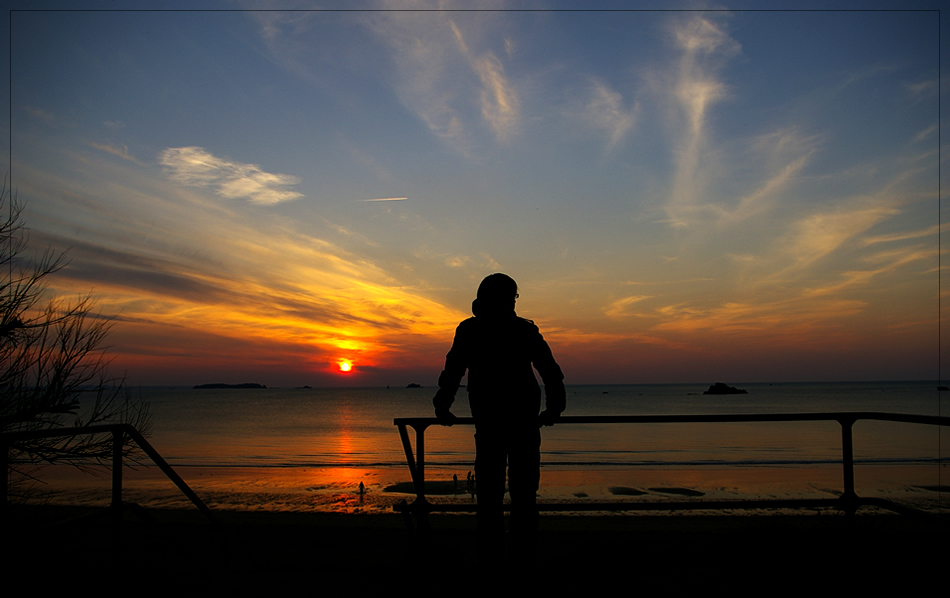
[433,313,565,423]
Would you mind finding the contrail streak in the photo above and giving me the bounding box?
[361,197,408,202]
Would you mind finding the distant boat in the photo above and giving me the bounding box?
[406,383,423,388]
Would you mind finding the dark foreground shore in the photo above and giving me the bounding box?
[8,505,947,591]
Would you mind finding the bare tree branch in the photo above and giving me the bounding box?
[1,181,150,500]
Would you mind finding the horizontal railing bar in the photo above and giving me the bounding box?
[2,423,139,441]
[394,412,950,427]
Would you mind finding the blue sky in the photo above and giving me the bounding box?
[2,3,945,386]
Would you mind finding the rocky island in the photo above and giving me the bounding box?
[193,383,267,389]
[702,382,747,395]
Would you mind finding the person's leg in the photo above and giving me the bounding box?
[474,424,507,564]
[507,425,541,563]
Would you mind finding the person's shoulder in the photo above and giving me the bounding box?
[455,317,478,332]
[516,317,539,332]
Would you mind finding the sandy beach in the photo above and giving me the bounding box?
[10,452,947,590]
[8,503,945,592]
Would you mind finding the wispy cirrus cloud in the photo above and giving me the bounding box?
[649,297,869,341]
[662,13,741,228]
[584,81,638,151]
[788,202,902,270]
[912,123,937,143]
[365,8,519,149]
[251,8,519,151]
[472,51,519,141]
[801,244,936,298]
[159,146,303,205]
[445,18,519,143]
[90,141,142,164]
[604,294,652,318]
[722,129,819,225]
[862,224,939,246]
[671,14,740,136]
[904,78,937,103]
[23,105,55,124]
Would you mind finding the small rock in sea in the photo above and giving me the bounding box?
[609,486,648,496]
[648,487,705,497]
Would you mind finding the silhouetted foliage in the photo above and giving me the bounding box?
[0,183,149,499]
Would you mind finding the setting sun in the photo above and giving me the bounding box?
[338,360,352,373]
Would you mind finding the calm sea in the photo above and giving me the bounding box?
[139,381,947,470]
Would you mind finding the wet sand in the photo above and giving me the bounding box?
[21,461,948,515]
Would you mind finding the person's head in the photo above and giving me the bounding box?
[473,273,518,317]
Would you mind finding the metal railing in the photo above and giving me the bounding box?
[393,412,949,520]
[2,424,217,524]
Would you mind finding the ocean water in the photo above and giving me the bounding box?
[32,381,949,514]
[140,381,946,469]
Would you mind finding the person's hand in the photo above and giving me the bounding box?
[436,409,458,426]
[538,410,560,427]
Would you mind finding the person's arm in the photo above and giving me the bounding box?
[533,329,565,425]
[432,325,467,425]
[433,368,462,425]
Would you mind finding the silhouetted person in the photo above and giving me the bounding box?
[433,273,566,563]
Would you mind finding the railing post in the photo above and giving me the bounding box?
[414,424,432,536]
[416,425,425,497]
[111,428,123,514]
[1,437,8,509]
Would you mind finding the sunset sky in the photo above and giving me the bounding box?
[3,3,945,387]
